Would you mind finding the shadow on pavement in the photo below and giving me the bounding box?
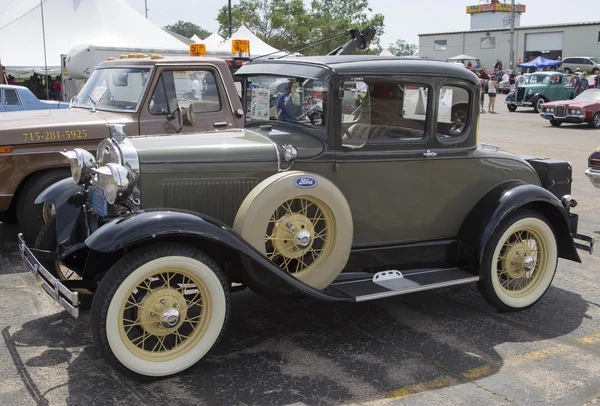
[5,281,591,405]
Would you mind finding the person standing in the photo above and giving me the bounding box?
[580,72,589,92]
[479,75,486,113]
[487,74,498,113]
[572,73,583,98]
[595,70,600,89]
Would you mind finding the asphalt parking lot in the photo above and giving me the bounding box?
[2,107,600,406]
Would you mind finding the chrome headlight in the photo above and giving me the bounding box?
[61,148,96,184]
[93,163,133,204]
[528,89,533,95]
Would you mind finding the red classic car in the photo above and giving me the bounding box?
[539,89,600,128]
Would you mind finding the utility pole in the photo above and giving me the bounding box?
[228,0,232,37]
[40,0,49,100]
[144,0,149,18]
[510,0,515,71]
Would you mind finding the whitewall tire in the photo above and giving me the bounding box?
[91,245,230,377]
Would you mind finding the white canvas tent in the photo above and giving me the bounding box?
[0,0,188,73]
[202,32,225,50]
[217,25,283,57]
[190,34,202,42]
[379,49,394,56]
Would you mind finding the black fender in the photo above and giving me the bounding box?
[528,93,546,104]
[35,177,87,251]
[458,182,580,269]
[83,209,354,302]
[505,94,516,103]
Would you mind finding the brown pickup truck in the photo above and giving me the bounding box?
[0,56,244,241]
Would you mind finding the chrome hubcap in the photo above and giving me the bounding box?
[523,256,536,271]
[160,308,181,328]
[295,230,312,249]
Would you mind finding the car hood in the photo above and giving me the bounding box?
[0,108,139,146]
[543,100,595,108]
[131,129,279,164]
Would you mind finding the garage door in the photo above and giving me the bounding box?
[525,32,563,51]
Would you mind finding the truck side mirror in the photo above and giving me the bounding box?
[177,100,196,127]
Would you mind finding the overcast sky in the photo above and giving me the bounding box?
[124,0,596,48]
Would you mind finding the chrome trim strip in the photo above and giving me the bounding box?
[354,276,480,302]
[262,133,281,172]
[18,233,79,318]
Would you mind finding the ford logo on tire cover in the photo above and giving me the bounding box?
[294,175,318,189]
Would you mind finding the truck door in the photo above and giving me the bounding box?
[139,66,237,135]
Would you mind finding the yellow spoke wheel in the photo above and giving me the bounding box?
[95,247,229,377]
[266,196,335,278]
[234,171,353,290]
[479,210,558,312]
[119,269,211,362]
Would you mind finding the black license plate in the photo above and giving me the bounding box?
[91,188,107,216]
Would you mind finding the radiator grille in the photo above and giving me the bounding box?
[97,139,122,166]
[162,179,260,226]
[516,88,525,101]
[555,105,566,118]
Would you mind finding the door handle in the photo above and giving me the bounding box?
[423,149,437,158]
[213,122,228,127]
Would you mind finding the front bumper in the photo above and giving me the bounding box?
[585,168,600,188]
[540,112,585,123]
[18,233,79,318]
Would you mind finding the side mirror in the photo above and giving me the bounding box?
[177,100,196,127]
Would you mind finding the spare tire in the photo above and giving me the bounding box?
[234,171,353,289]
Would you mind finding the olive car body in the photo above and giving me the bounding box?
[19,55,593,378]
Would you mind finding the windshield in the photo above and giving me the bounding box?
[245,75,328,128]
[528,75,550,85]
[575,89,600,101]
[72,67,151,112]
[590,57,598,64]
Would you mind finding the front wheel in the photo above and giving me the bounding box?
[507,104,517,112]
[550,119,562,127]
[590,112,600,129]
[477,209,558,312]
[91,244,230,377]
[534,98,546,113]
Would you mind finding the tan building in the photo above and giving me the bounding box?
[419,21,600,70]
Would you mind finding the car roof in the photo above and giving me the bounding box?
[97,56,230,69]
[0,84,28,90]
[236,55,480,85]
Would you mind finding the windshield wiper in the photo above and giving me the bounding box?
[86,95,97,113]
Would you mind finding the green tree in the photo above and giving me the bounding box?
[163,21,211,40]
[388,39,418,57]
[216,0,384,56]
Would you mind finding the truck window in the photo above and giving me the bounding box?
[149,70,221,115]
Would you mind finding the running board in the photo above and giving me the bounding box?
[328,268,479,302]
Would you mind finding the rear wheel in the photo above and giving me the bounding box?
[17,170,70,243]
[550,119,562,127]
[564,68,572,74]
[478,210,558,312]
[590,112,600,129]
[592,68,599,74]
[507,104,517,112]
[91,244,230,378]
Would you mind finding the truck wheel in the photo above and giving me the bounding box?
[91,244,229,378]
[477,209,558,312]
[550,119,562,127]
[17,170,70,243]
[590,112,600,129]
[534,98,546,113]
[507,104,517,112]
[234,171,353,290]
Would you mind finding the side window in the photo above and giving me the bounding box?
[437,86,470,138]
[341,79,428,149]
[149,70,221,115]
[584,58,593,65]
[4,89,20,105]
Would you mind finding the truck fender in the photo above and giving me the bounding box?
[458,182,580,268]
[83,209,353,302]
[35,177,87,250]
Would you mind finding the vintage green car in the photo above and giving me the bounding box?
[19,55,593,378]
[505,72,574,113]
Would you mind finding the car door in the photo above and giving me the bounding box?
[421,80,482,240]
[139,66,236,135]
[334,76,434,246]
